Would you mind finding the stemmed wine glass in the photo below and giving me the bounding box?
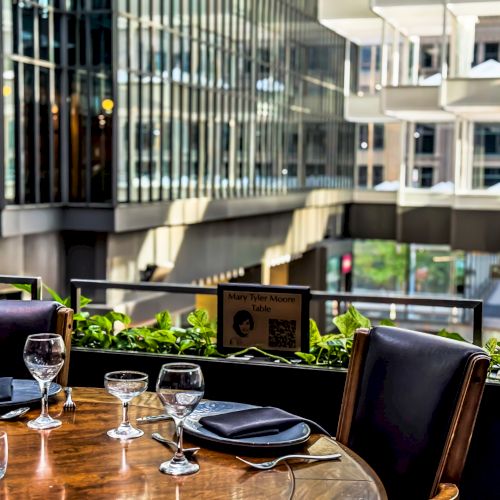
[156,363,204,475]
[23,333,66,430]
[104,371,148,439]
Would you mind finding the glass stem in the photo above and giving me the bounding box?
[39,381,49,419]
[174,419,185,459]
[122,401,130,427]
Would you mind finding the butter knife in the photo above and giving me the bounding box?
[136,414,172,423]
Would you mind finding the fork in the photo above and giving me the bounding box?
[63,387,77,411]
[236,453,342,470]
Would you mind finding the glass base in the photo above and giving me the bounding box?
[159,456,199,476]
[107,426,144,440]
[27,415,62,430]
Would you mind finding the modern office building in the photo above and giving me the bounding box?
[320,0,500,256]
[0,0,355,306]
[1,0,499,317]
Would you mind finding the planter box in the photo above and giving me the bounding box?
[69,347,347,435]
[69,347,499,500]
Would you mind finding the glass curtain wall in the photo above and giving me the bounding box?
[1,0,355,206]
[116,0,354,202]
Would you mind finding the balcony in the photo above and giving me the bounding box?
[381,86,454,122]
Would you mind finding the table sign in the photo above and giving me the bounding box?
[217,283,310,356]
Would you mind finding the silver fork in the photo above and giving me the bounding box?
[236,453,342,470]
[63,387,77,411]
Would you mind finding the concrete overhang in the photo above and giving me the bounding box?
[318,0,383,45]
[371,3,447,37]
[442,77,500,120]
[346,94,399,123]
[382,85,455,122]
[0,190,355,236]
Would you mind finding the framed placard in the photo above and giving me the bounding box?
[217,283,310,356]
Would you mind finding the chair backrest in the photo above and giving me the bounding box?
[336,326,489,500]
[0,300,73,386]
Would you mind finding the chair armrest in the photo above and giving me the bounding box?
[430,483,459,500]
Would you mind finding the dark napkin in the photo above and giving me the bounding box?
[0,377,13,402]
[199,407,306,439]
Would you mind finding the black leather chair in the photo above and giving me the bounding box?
[336,326,489,500]
[0,300,73,386]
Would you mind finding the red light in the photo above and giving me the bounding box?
[341,254,352,275]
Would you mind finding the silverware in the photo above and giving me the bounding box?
[63,387,76,411]
[136,414,171,423]
[151,432,200,455]
[236,453,342,470]
[0,407,30,420]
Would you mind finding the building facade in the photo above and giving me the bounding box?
[0,0,356,302]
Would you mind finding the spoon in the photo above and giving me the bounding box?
[151,432,200,455]
[0,407,30,420]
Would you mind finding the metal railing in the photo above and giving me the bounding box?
[70,279,483,345]
[0,275,42,300]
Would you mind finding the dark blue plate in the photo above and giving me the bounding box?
[184,400,311,448]
[0,379,62,408]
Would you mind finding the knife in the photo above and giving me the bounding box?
[136,414,172,423]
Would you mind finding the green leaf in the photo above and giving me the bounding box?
[379,319,396,327]
[105,311,132,326]
[43,284,68,306]
[155,310,172,330]
[89,315,113,334]
[436,329,469,343]
[484,338,499,355]
[12,284,32,293]
[295,352,316,364]
[79,296,93,308]
[309,319,322,346]
[333,305,371,337]
[187,309,209,328]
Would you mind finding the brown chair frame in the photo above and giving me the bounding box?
[55,306,73,387]
[336,328,489,500]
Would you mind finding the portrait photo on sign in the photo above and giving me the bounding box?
[217,283,310,356]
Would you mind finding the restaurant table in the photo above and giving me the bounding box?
[0,387,387,499]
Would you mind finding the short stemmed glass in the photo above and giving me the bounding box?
[23,333,66,430]
[156,363,204,475]
[104,371,148,439]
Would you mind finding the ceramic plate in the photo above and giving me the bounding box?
[184,400,311,448]
[0,379,62,408]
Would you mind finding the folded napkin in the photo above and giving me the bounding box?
[199,406,330,439]
[0,377,13,402]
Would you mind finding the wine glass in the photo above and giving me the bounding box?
[156,363,204,475]
[104,371,148,439]
[23,333,66,430]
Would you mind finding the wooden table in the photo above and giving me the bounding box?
[0,388,386,499]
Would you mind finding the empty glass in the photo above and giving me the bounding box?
[104,371,148,439]
[156,363,204,475]
[0,432,7,479]
[23,333,66,430]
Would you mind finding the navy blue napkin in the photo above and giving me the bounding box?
[0,377,13,402]
[199,406,331,439]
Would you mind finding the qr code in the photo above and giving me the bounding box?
[268,319,297,348]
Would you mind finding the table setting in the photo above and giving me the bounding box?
[0,335,386,499]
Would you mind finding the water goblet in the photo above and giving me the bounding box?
[23,333,66,430]
[156,363,205,475]
[104,371,148,439]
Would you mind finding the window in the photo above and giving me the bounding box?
[415,125,435,154]
[359,124,368,149]
[373,165,384,186]
[357,165,367,187]
[420,167,434,187]
[361,47,371,71]
[474,124,500,155]
[421,45,435,68]
[484,168,500,187]
[373,125,384,149]
[484,43,499,62]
